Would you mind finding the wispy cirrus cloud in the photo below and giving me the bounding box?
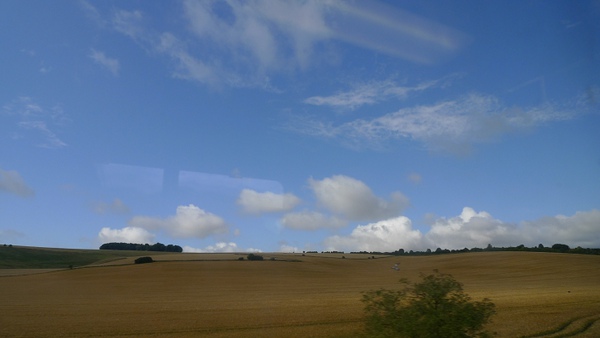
[89,49,120,76]
[304,76,459,111]
[2,97,69,148]
[295,93,579,154]
[92,198,130,214]
[83,1,465,89]
[0,168,35,198]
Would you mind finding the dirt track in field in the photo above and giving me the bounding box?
[1,252,599,337]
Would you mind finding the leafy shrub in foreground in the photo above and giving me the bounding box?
[362,270,495,338]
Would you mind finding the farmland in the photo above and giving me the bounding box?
[1,247,599,337]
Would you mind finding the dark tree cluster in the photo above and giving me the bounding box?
[352,243,600,257]
[246,253,264,261]
[99,242,183,252]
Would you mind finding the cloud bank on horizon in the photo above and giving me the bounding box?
[96,173,600,252]
[1,1,598,252]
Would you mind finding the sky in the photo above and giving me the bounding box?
[1,0,599,253]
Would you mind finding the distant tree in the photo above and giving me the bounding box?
[485,244,493,251]
[362,270,496,338]
[552,243,570,253]
[134,256,153,264]
[247,253,264,261]
[538,243,544,249]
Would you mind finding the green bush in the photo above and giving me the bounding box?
[246,253,263,261]
[362,270,495,338]
[134,256,154,264]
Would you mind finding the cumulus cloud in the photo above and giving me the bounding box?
[0,168,34,198]
[98,226,155,244]
[280,211,347,231]
[89,49,120,76]
[324,216,424,252]
[237,189,301,214]
[128,204,228,238]
[520,210,600,249]
[92,198,130,214]
[323,208,600,252]
[296,93,578,153]
[425,207,519,249]
[183,242,239,253]
[279,243,300,253]
[184,242,262,253]
[425,208,600,250]
[309,175,409,221]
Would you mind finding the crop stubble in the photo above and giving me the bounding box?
[1,252,599,337]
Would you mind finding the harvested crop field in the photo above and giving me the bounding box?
[1,251,599,337]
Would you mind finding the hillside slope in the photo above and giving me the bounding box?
[0,251,598,337]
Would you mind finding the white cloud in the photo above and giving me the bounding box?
[279,244,300,252]
[183,242,239,253]
[323,208,600,252]
[297,93,578,153]
[89,49,120,76]
[309,175,409,221]
[425,208,600,250]
[425,207,519,250]
[128,204,228,238]
[237,189,301,214]
[280,211,347,231]
[182,0,332,72]
[183,242,263,253]
[0,168,34,198]
[98,226,155,244]
[112,9,144,39]
[104,1,464,89]
[18,121,67,148]
[520,210,600,249]
[2,97,68,149]
[92,198,130,214]
[324,216,424,252]
[304,78,451,110]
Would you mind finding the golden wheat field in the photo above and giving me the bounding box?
[1,251,599,337]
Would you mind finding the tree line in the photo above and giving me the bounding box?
[352,243,600,256]
[99,242,183,253]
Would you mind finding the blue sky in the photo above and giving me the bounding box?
[1,0,599,252]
